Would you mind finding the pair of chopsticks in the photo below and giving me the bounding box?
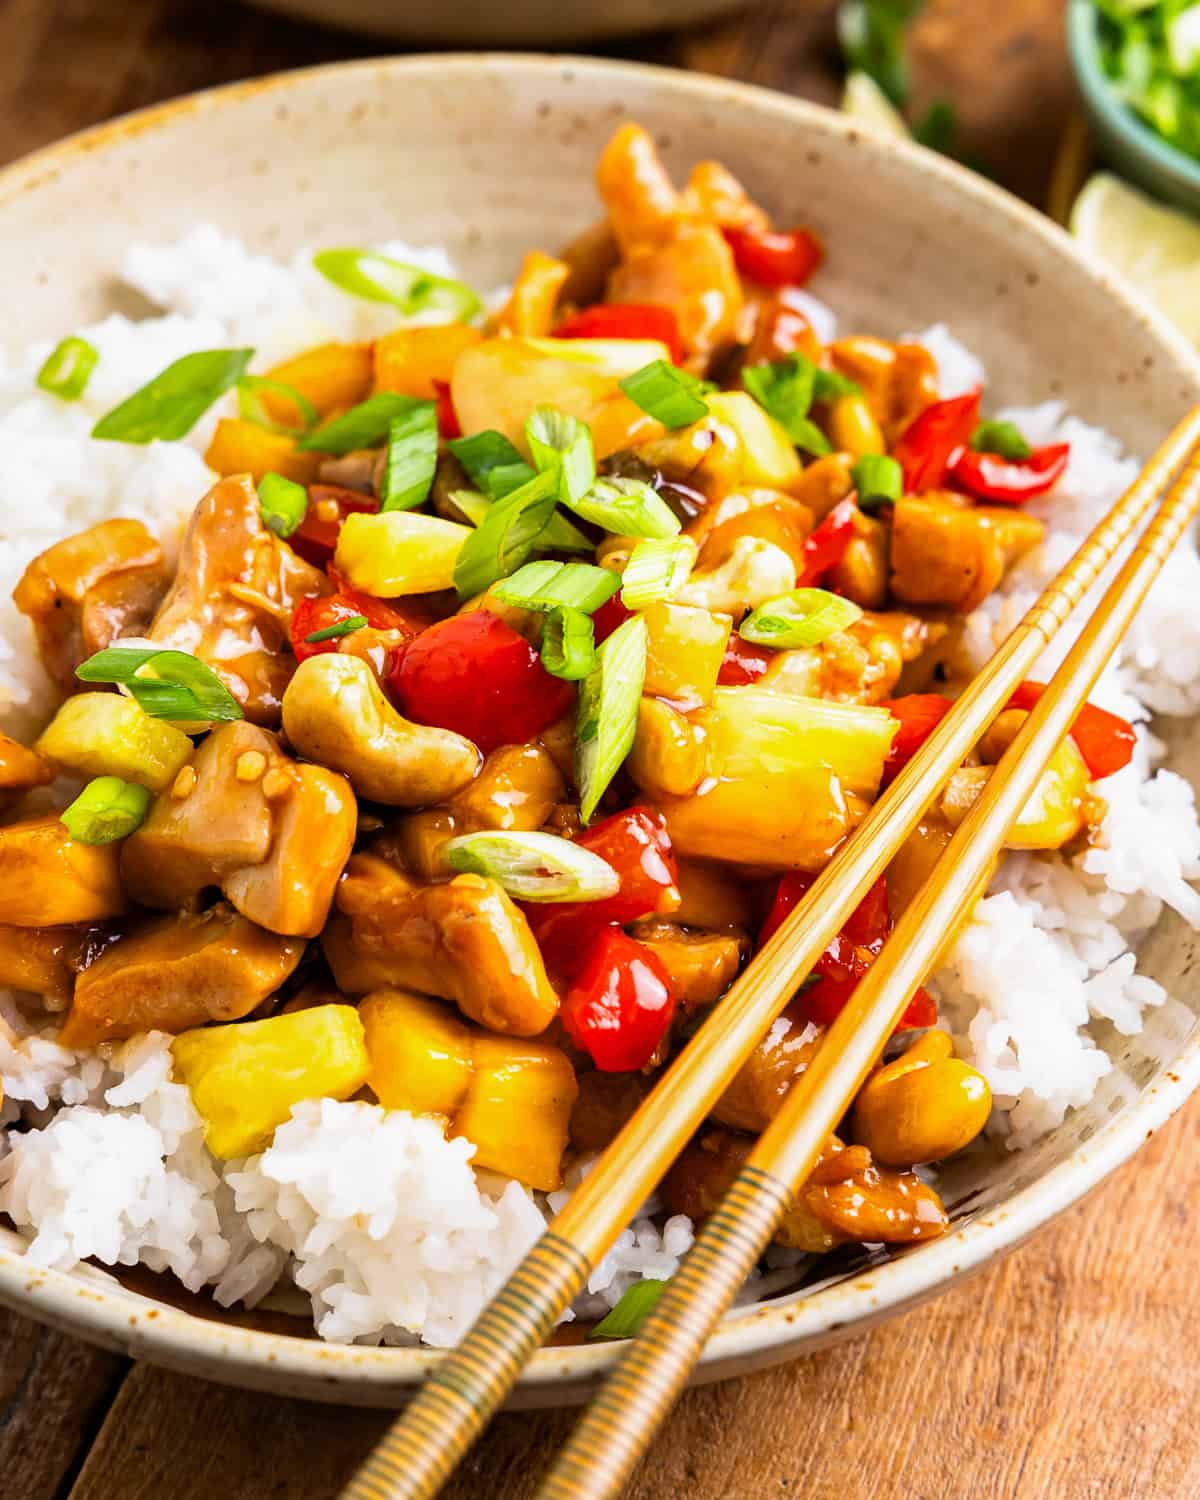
[344,407,1200,1500]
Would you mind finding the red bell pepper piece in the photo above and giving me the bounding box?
[721,225,823,288]
[290,588,427,665]
[561,927,676,1072]
[385,611,573,755]
[526,807,680,976]
[432,379,461,440]
[949,442,1069,504]
[290,484,379,570]
[892,389,981,494]
[553,303,685,367]
[1007,681,1136,780]
[718,634,772,686]
[591,595,635,645]
[880,693,955,785]
[798,498,857,586]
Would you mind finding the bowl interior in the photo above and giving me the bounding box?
[0,54,1199,1404]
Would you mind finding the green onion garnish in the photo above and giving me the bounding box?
[813,366,862,402]
[258,471,309,538]
[742,354,831,456]
[851,453,903,512]
[576,614,647,822]
[588,1279,668,1341]
[525,407,596,506]
[37,336,98,401]
[92,348,254,444]
[448,430,536,500]
[739,587,864,649]
[541,606,596,681]
[451,488,593,554]
[442,829,619,902]
[619,360,709,429]
[380,400,439,512]
[77,646,244,723]
[237,375,319,436]
[493,560,619,615]
[969,419,1032,461]
[298,392,427,455]
[452,470,559,599]
[61,776,152,845]
[620,537,697,609]
[567,477,681,540]
[304,615,368,644]
[313,248,481,322]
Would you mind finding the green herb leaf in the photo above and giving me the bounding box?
[313,248,481,322]
[851,453,903,511]
[380,400,439,512]
[969,419,1032,461]
[299,392,427,455]
[92,348,253,443]
[588,1279,668,1341]
[448,430,537,500]
[258,471,309,538]
[443,829,619,901]
[742,355,832,456]
[237,375,319,436]
[619,360,710,429]
[493,560,619,615]
[739,587,864,649]
[77,646,244,723]
[304,615,368,644]
[567,477,681,540]
[61,776,152,845]
[541,606,597,681]
[813,366,862,402]
[525,407,596,505]
[37,336,98,401]
[576,614,647,822]
[452,470,559,599]
[620,537,698,609]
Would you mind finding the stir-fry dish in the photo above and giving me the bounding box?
[0,123,1169,1345]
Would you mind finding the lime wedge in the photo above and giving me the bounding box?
[841,71,909,138]
[1070,173,1200,344]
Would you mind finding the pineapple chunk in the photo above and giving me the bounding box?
[941,738,1092,851]
[204,418,321,484]
[374,324,482,399]
[334,511,471,595]
[36,693,193,793]
[360,988,473,1118]
[706,391,802,489]
[262,341,373,421]
[172,1004,369,1159]
[456,1035,578,1192]
[642,602,731,708]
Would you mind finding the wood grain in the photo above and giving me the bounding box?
[0,2,1188,1498]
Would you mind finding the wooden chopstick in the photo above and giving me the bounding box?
[534,425,1200,1500]
[340,408,1200,1500]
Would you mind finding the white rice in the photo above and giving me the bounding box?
[0,230,1196,1339]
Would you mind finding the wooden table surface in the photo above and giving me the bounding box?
[1,2,1196,1496]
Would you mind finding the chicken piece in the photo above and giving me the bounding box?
[597,124,742,367]
[890,495,1045,614]
[629,920,747,1014]
[761,611,946,706]
[788,452,856,522]
[570,1069,649,1152]
[673,859,757,931]
[148,473,330,724]
[681,160,769,232]
[825,507,889,609]
[0,732,53,814]
[13,519,169,691]
[0,815,126,926]
[665,1128,949,1252]
[696,490,815,576]
[323,854,558,1036]
[712,999,825,1133]
[494,251,570,337]
[121,720,356,938]
[558,217,621,308]
[0,923,87,1008]
[59,905,305,1049]
[829,336,940,443]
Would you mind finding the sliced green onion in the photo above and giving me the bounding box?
[258,471,309,538]
[380,400,438,512]
[77,646,244,723]
[567,477,681,540]
[237,375,319,436]
[620,537,697,609]
[443,829,619,902]
[61,776,152,845]
[619,360,709,429]
[493,560,619,615]
[969,419,1032,461]
[525,407,595,505]
[541,606,596,681]
[851,453,903,512]
[742,355,831,456]
[37,336,98,401]
[451,488,593,555]
[446,488,492,527]
[92,348,253,444]
[588,1279,668,1341]
[452,470,558,599]
[299,392,426,455]
[739,587,864,649]
[813,366,861,402]
[313,248,481,322]
[576,614,647,822]
[304,615,367,644]
[448,430,536,500]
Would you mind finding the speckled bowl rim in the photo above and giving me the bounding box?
[0,52,1198,1404]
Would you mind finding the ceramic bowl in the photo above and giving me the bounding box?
[1068,0,1200,216]
[0,54,1198,1408]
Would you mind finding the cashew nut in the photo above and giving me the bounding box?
[676,535,796,615]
